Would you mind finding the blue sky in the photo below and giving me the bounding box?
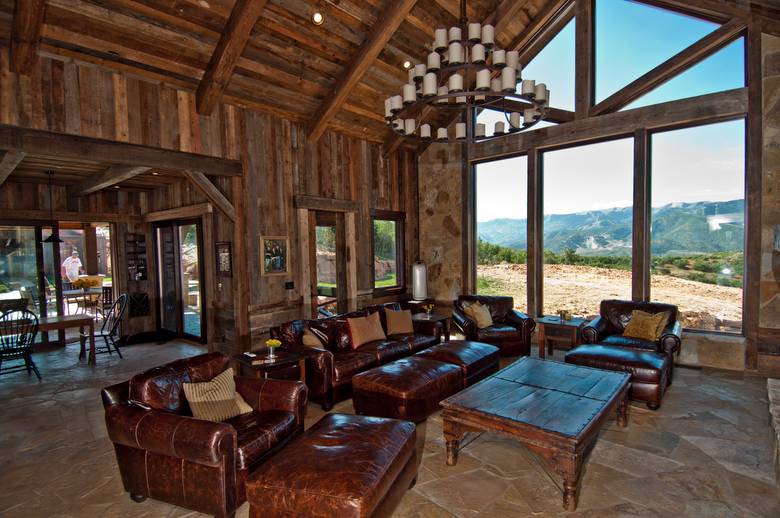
[476,0,745,221]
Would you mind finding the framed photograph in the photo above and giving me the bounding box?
[261,236,289,276]
[215,241,232,278]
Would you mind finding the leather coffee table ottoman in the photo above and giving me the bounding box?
[246,413,417,518]
[565,344,670,410]
[415,340,500,387]
[352,357,462,422]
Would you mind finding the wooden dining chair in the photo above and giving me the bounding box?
[81,293,128,359]
[0,309,41,380]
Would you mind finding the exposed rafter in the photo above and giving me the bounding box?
[71,165,152,196]
[306,0,419,142]
[182,170,236,221]
[10,0,46,74]
[0,150,26,186]
[196,0,269,116]
[591,18,746,116]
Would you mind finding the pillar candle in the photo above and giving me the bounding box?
[437,127,448,140]
[535,83,548,103]
[506,50,519,70]
[427,51,441,71]
[481,24,495,46]
[390,95,403,112]
[420,124,431,138]
[434,29,448,51]
[449,27,462,42]
[448,73,463,92]
[521,79,536,96]
[510,112,521,128]
[436,85,449,104]
[455,95,466,104]
[494,121,505,134]
[491,78,502,92]
[448,42,464,64]
[476,69,490,90]
[403,83,416,104]
[423,72,437,96]
[524,108,539,123]
[492,49,505,67]
[471,44,486,64]
[475,123,486,138]
[468,23,481,42]
[455,122,466,139]
[404,119,416,135]
[414,63,427,80]
[384,98,392,118]
[501,66,516,91]
[474,94,485,102]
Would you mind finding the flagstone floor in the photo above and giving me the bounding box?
[0,341,777,517]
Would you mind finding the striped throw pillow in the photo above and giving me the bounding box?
[182,367,253,422]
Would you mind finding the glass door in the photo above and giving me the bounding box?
[312,212,347,317]
[179,224,202,339]
[157,225,178,336]
[0,225,43,315]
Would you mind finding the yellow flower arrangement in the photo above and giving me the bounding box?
[265,338,281,348]
[422,303,435,315]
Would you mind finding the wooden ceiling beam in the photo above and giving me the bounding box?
[591,18,746,116]
[10,0,46,74]
[196,0,269,115]
[70,165,152,196]
[507,0,573,53]
[181,170,236,221]
[487,99,576,124]
[0,150,27,186]
[306,0,419,143]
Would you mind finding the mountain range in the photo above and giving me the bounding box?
[478,199,744,256]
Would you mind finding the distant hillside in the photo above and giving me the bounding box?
[478,200,744,256]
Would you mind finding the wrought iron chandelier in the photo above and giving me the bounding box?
[384,0,549,144]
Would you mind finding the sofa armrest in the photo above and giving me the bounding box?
[504,310,536,335]
[452,308,477,338]
[582,316,609,344]
[660,320,682,356]
[235,377,308,428]
[412,318,443,339]
[282,345,334,399]
[105,404,236,467]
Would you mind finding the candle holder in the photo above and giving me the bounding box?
[266,338,281,358]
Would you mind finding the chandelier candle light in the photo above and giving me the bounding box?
[385,0,549,144]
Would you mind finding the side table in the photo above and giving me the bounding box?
[536,315,588,359]
[412,312,452,341]
[232,348,306,384]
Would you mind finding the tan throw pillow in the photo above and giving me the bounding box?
[182,368,252,422]
[623,310,668,342]
[347,311,387,349]
[385,308,414,335]
[302,327,324,348]
[463,302,493,329]
[654,311,671,337]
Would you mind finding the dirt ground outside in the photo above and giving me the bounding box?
[477,263,743,333]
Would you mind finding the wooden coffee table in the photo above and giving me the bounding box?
[441,357,630,511]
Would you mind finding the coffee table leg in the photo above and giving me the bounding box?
[560,456,582,512]
[443,418,462,466]
[617,390,629,427]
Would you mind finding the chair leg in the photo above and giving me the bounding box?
[79,334,86,360]
[109,336,122,359]
[25,354,41,381]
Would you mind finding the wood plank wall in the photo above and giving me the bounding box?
[0,45,419,353]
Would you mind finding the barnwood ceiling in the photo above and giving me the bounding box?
[0,0,553,144]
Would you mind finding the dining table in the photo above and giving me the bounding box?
[38,314,97,365]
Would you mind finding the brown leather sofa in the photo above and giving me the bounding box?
[101,352,307,517]
[271,302,442,411]
[452,295,535,357]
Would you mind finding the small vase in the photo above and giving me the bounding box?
[268,347,276,358]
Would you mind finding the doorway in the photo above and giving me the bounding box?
[311,211,347,317]
[154,220,205,341]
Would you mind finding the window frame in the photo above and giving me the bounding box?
[370,209,405,295]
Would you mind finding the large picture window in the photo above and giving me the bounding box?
[650,120,745,333]
[372,211,404,291]
[475,156,528,312]
[542,138,634,317]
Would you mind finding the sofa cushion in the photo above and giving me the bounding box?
[623,310,668,342]
[225,410,296,470]
[310,311,367,351]
[388,333,438,353]
[357,339,409,363]
[385,308,414,335]
[333,352,377,382]
[463,302,494,329]
[347,312,386,349]
[601,334,659,352]
[476,324,521,342]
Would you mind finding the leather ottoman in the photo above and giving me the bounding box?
[246,413,417,518]
[565,344,670,410]
[415,340,500,387]
[352,357,462,422]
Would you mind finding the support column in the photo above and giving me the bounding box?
[632,129,650,301]
[527,148,543,317]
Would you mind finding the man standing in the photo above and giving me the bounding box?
[61,250,83,282]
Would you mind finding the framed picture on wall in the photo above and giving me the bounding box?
[261,236,289,276]
[215,241,232,278]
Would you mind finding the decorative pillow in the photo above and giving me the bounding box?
[623,310,668,342]
[182,368,252,422]
[385,308,414,335]
[653,311,671,337]
[463,302,493,329]
[347,311,387,349]
[302,327,324,347]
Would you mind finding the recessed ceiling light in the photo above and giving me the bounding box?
[312,12,324,25]
[114,185,120,189]
[403,61,412,69]
[151,172,160,176]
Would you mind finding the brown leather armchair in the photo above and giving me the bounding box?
[582,299,682,358]
[101,352,307,517]
[452,295,535,357]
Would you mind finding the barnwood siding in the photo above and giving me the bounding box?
[0,46,418,353]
